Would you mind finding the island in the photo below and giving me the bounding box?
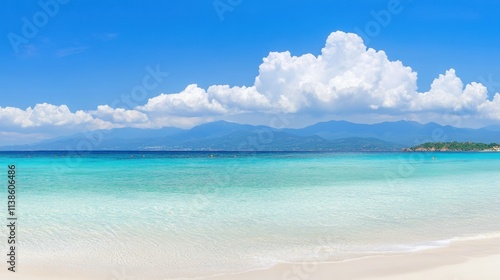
[403,142,500,152]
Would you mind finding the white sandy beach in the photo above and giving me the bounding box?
[211,255,500,280]
[1,237,499,280]
[210,237,500,280]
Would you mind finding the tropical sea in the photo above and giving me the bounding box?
[1,151,500,279]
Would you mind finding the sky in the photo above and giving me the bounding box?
[1,0,500,144]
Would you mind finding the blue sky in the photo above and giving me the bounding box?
[1,0,500,144]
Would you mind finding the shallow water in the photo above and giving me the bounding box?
[2,151,500,277]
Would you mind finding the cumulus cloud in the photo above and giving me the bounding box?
[138,84,229,116]
[1,30,500,143]
[207,85,271,112]
[254,32,417,113]
[0,103,111,129]
[478,93,500,120]
[91,105,149,124]
[135,84,271,128]
[137,32,419,118]
[135,31,498,125]
[410,69,489,113]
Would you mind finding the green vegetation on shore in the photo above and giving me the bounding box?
[404,141,500,152]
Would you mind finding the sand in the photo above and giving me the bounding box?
[1,237,499,280]
[208,237,500,280]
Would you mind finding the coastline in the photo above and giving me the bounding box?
[1,237,499,280]
[208,236,500,280]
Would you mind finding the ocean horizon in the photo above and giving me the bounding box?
[3,151,500,278]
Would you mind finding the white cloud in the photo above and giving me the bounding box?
[139,84,228,116]
[254,31,417,113]
[135,31,497,124]
[136,31,419,122]
[136,84,271,128]
[478,93,500,120]
[92,105,149,124]
[410,69,489,113]
[0,103,111,129]
[207,85,271,112]
[2,30,500,143]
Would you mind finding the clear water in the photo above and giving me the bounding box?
[1,151,500,278]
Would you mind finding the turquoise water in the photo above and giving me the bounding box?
[2,152,500,278]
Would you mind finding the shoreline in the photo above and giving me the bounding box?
[206,236,500,280]
[2,236,499,280]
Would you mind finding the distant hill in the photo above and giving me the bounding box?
[283,120,499,145]
[1,120,499,151]
[404,142,500,152]
[484,125,500,132]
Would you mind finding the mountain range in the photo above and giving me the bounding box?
[1,120,499,151]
